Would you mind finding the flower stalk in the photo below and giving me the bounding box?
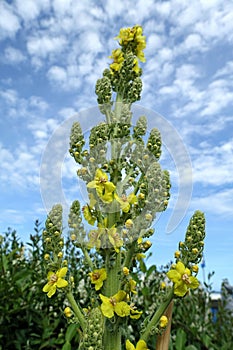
[141,288,174,343]
[42,25,206,350]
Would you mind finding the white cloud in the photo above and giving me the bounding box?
[214,60,233,78]
[4,47,26,64]
[0,89,18,105]
[15,0,41,22]
[0,2,21,39]
[191,189,233,217]
[0,143,39,190]
[192,140,233,186]
[47,65,81,90]
[52,0,72,16]
[27,35,67,59]
[201,79,233,116]
[0,89,49,119]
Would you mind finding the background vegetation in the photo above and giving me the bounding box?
[0,222,232,349]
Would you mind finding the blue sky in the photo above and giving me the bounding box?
[0,0,232,291]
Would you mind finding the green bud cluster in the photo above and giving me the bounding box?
[43,204,64,270]
[179,210,205,266]
[68,200,85,248]
[145,164,171,213]
[89,123,109,147]
[79,307,104,350]
[95,76,112,105]
[133,116,147,140]
[112,54,143,103]
[69,122,85,164]
[147,128,162,160]
[126,76,142,103]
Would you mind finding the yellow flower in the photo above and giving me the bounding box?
[126,339,149,350]
[130,307,143,319]
[133,58,140,74]
[64,307,72,318]
[137,237,143,244]
[43,267,68,298]
[109,48,125,72]
[83,205,96,225]
[136,253,146,261]
[115,192,138,213]
[160,315,168,328]
[87,229,102,249]
[99,290,130,318]
[89,268,107,291]
[167,261,199,297]
[108,227,123,253]
[87,169,115,203]
[129,279,137,294]
[174,250,181,258]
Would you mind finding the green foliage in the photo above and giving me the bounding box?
[1,224,232,349]
[0,222,82,349]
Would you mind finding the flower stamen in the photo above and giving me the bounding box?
[182,273,191,284]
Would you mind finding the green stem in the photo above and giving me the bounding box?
[123,241,137,271]
[103,326,121,350]
[66,291,86,331]
[114,93,123,120]
[82,246,94,270]
[141,287,174,342]
[104,251,121,296]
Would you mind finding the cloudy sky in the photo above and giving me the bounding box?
[0,0,232,290]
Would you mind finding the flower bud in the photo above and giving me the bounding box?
[57,251,63,258]
[123,267,130,275]
[174,250,181,258]
[125,219,133,228]
[64,307,72,318]
[160,315,168,328]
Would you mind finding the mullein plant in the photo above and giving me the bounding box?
[42,25,206,350]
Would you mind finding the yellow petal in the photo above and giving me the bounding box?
[167,269,180,284]
[114,301,130,317]
[100,301,114,318]
[57,267,68,278]
[174,283,188,297]
[96,169,107,181]
[56,278,68,288]
[47,285,57,298]
[175,261,185,275]
[87,180,97,188]
[126,339,136,350]
[136,339,148,350]
[42,283,51,292]
[113,290,126,302]
[189,276,199,289]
